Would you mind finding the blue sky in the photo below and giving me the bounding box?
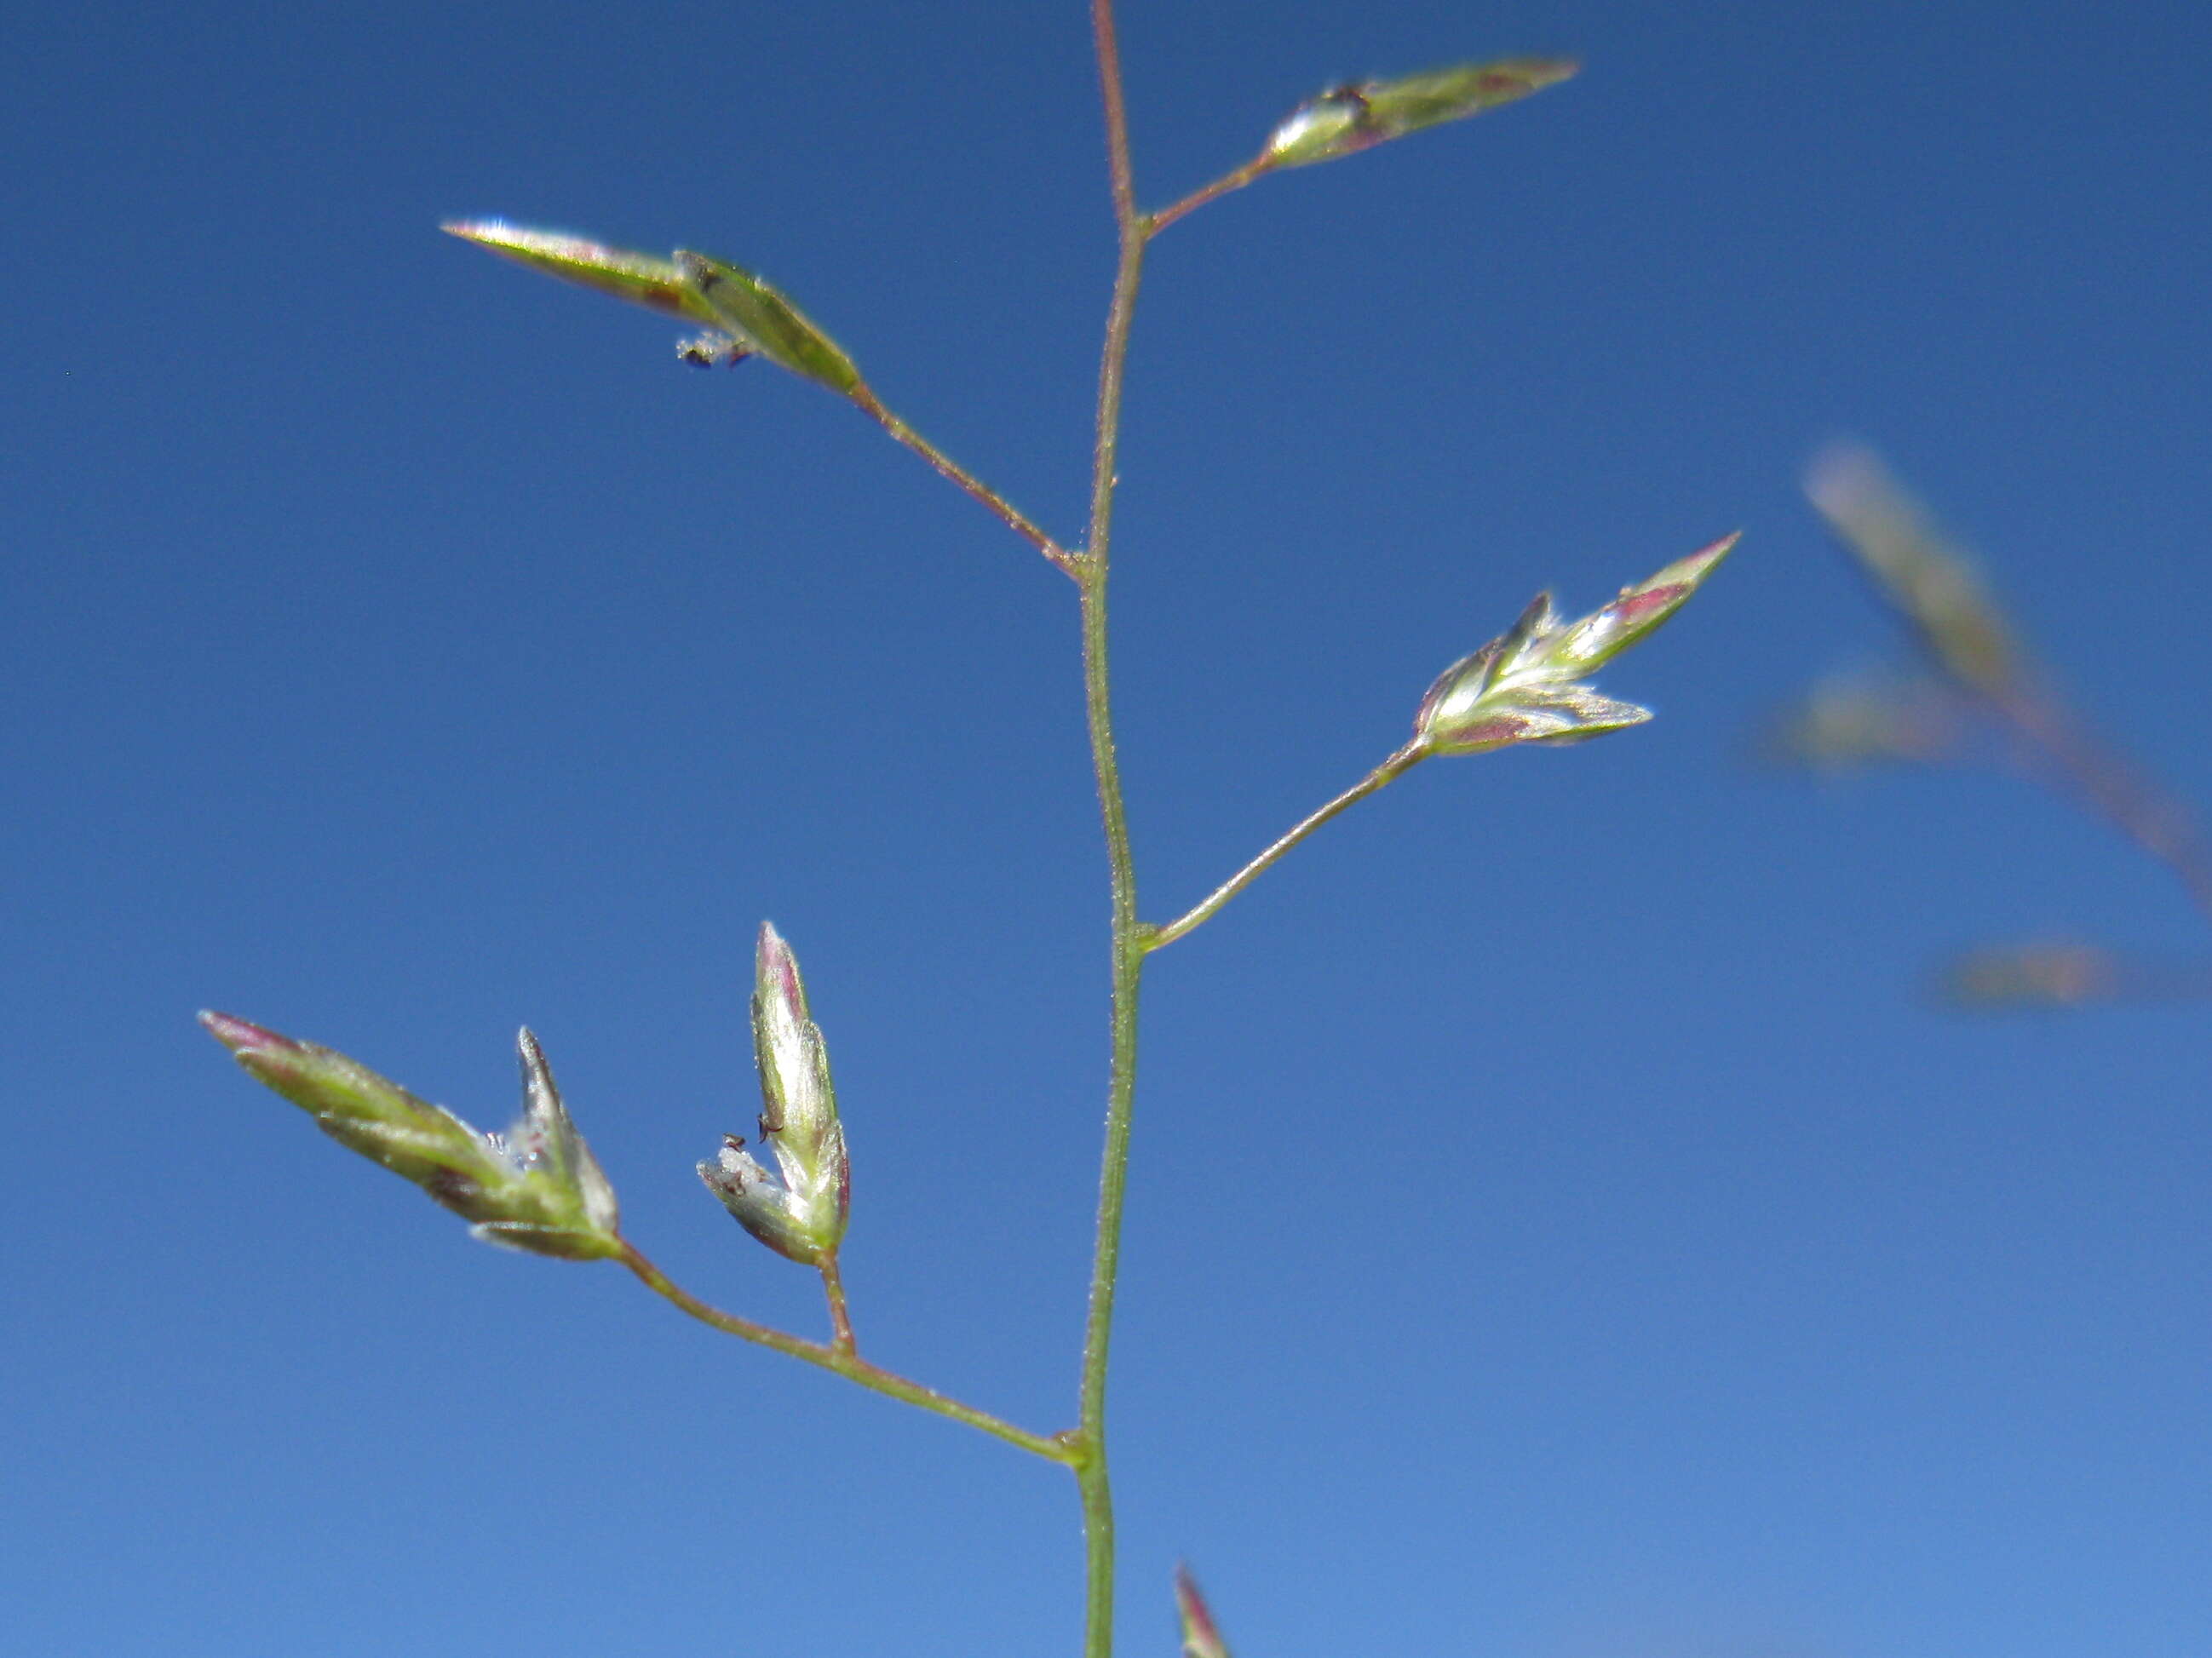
[6,2,2211,1655]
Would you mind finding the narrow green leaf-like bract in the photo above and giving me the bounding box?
[442,220,724,329]
[442,220,861,390]
[675,250,862,394]
[1264,56,1578,169]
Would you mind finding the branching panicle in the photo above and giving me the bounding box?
[212,16,1738,1658]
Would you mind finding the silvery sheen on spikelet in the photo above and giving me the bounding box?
[1412,534,1737,756]
[698,922,852,1264]
[198,1012,622,1260]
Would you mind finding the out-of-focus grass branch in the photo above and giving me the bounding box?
[1778,444,2212,1005]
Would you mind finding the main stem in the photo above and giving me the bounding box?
[1075,3,1146,1656]
[1074,565,1143,1658]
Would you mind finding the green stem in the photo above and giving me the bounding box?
[1073,568,1145,1658]
[618,1241,1069,1462]
[819,1250,857,1355]
[1074,4,1147,1656]
[1146,743,1427,950]
[850,382,1080,577]
[1147,156,1273,236]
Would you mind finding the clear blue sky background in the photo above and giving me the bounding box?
[6,3,2210,1655]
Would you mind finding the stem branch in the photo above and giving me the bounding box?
[1988,684,2212,927]
[618,1242,1068,1462]
[819,1250,857,1355]
[1147,743,1427,950]
[851,382,1079,577]
[1147,157,1272,236]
